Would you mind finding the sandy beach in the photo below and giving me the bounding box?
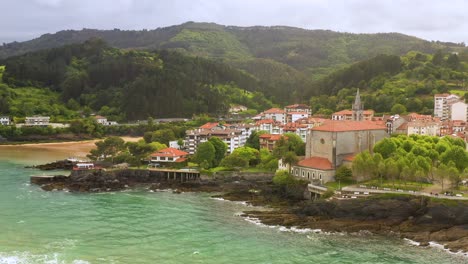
[0,137,142,163]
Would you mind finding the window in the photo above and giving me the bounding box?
[307,172,310,179]
[295,169,298,176]
[302,171,305,177]
[320,138,325,144]
[319,174,322,180]
[312,173,315,179]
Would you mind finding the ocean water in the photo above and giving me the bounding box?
[0,152,466,263]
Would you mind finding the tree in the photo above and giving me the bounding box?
[446,53,460,70]
[282,151,298,172]
[283,133,305,156]
[231,146,260,166]
[87,136,126,163]
[335,166,352,183]
[432,50,444,65]
[208,137,228,167]
[150,129,176,145]
[245,131,261,150]
[440,146,468,172]
[126,141,157,167]
[373,138,397,159]
[391,103,406,115]
[194,141,216,169]
[220,154,249,169]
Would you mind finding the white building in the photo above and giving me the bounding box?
[450,101,467,122]
[434,94,460,120]
[0,116,10,126]
[25,116,50,126]
[263,108,286,124]
[407,121,441,136]
[185,123,254,155]
[94,115,118,126]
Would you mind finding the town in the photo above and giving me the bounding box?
[16,89,468,200]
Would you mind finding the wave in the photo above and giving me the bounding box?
[0,251,90,264]
[404,238,468,258]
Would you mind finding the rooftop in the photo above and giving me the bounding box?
[151,147,189,157]
[312,120,386,132]
[264,108,285,114]
[199,122,219,129]
[297,157,333,170]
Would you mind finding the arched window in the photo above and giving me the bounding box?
[307,172,310,179]
[302,171,305,177]
[312,173,315,179]
[319,174,322,180]
[295,169,298,176]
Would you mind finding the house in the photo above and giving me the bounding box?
[291,120,388,184]
[25,116,50,126]
[0,116,10,126]
[263,108,286,124]
[284,104,311,122]
[94,115,118,126]
[73,163,99,171]
[149,148,189,167]
[332,110,375,121]
[259,134,284,151]
[282,122,308,142]
[254,119,283,134]
[229,105,248,114]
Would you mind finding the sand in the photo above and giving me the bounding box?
[0,137,142,162]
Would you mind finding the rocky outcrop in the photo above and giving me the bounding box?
[242,196,468,253]
[28,159,75,170]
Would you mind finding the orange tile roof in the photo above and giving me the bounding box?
[151,148,188,158]
[312,120,386,132]
[200,122,219,129]
[297,157,333,170]
[333,109,374,115]
[264,108,285,114]
[343,154,356,162]
[434,93,451,97]
[259,134,284,141]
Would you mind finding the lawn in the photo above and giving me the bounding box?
[449,89,467,97]
[325,180,354,190]
[360,179,433,191]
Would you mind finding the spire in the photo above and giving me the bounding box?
[353,88,361,110]
[352,88,363,121]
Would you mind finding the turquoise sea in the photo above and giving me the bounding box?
[0,149,466,263]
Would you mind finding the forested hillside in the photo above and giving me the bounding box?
[309,50,468,115]
[1,22,465,103]
[0,39,274,120]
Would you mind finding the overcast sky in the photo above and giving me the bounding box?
[1,0,467,44]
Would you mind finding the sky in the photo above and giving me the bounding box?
[1,0,467,44]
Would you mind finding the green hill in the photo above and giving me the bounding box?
[0,39,274,120]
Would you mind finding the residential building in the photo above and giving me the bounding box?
[94,115,118,126]
[385,115,406,134]
[282,122,309,142]
[332,110,375,121]
[291,120,388,184]
[25,116,50,126]
[229,105,248,114]
[451,101,467,122]
[0,116,10,126]
[406,121,441,136]
[284,104,311,123]
[149,148,189,166]
[434,93,460,120]
[185,123,254,154]
[259,134,284,151]
[263,108,286,124]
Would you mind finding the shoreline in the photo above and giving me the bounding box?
[30,168,468,255]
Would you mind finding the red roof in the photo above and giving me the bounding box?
[312,120,386,132]
[94,115,106,119]
[333,109,374,115]
[174,157,187,163]
[297,157,333,170]
[151,148,188,158]
[259,134,284,141]
[200,122,219,129]
[343,154,356,162]
[264,108,285,114]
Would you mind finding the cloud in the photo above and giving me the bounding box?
[0,0,466,44]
